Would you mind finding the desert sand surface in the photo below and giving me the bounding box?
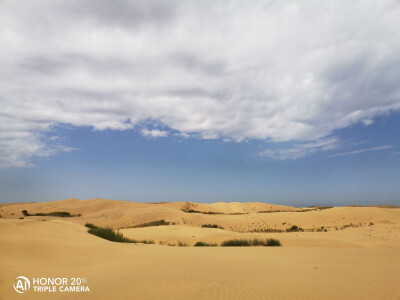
[1,198,400,299]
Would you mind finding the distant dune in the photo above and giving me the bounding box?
[1,199,399,299]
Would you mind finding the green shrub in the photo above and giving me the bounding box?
[221,239,251,246]
[221,238,282,247]
[286,225,303,232]
[88,226,131,243]
[85,223,98,229]
[194,241,218,247]
[140,239,155,244]
[251,228,284,233]
[86,225,154,244]
[251,239,267,246]
[131,219,171,228]
[266,238,281,246]
[22,210,81,217]
[201,224,224,229]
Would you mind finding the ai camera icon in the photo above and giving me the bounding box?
[13,276,30,294]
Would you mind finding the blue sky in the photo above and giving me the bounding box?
[0,1,399,205]
[1,112,399,205]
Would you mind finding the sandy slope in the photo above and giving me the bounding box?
[1,199,400,299]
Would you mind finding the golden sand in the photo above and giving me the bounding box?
[1,199,399,299]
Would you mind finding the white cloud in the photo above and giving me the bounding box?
[329,145,393,158]
[0,0,399,167]
[141,129,169,138]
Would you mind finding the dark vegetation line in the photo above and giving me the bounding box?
[22,210,81,217]
[220,238,281,247]
[128,219,172,228]
[250,228,284,233]
[85,223,282,247]
[201,224,224,229]
[194,241,218,247]
[285,225,304,232]
[85,223,154,244]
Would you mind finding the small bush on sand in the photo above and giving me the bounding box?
[201,224,224,229]
[266,238,281,246]
[251,228,284,233]
[85,223,98,229]
[88,226,132,243]
[286,225,303,232]
[221,238,282,247]
[86,225,154,244]
[194,241,218,247]
[221,239,251,246]
[22,210,81,217]
[131,219,170,228]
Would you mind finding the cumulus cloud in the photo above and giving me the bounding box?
[141,128,169,138]
[0,0,400,166]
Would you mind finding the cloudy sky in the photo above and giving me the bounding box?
[1,0,399,205]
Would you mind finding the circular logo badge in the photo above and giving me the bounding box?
[13,276,30,294]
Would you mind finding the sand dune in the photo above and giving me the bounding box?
[1,199,400,299]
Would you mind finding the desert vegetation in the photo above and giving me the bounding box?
[250,228,284,233]
[201,224,224,229]
[286,225,304,232]
[22,210,81,217]
[130,219,171,228]
[85,223,154,244]
[194,241,218,247]
[221,238,281,247]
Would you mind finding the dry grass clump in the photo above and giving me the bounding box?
[194,241,218,247]
[22,210,81,217]
[201,224,224,229]
[221,238,281,247]
[286,225,304,232]
[130,219,171,228]
[85,223,154,244]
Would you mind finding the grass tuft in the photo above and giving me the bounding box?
[266,238,281,246]
[85,223,98,229]
[131,219,170,228]
[194,241,218,247]
[250,228,284,233]
[221,239,250,246]
[286,225,304,232]
[201,224,224,229]
[86,224,154,244]
[221,238,282,247]
[22,210,81,217]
